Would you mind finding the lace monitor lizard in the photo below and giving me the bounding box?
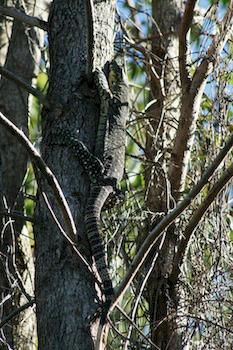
[85,60,128,318]
[94,60,128,349]
[50,60,128,324]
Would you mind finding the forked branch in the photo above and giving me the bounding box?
[191,0,233,95]
[0,112,92,272]
[170,162,233,283]
[169,1,233,198]
[0,5,48,31]
[113,133,233,308]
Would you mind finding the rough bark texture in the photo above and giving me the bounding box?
[0,0,11,66]
[0,1,45,348]
[144,0,183,349]
[144,1,231,344]
[34,1,115,349]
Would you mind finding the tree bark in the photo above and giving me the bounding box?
[34,1,115,349]
[144,0,183,348]
[0,1,45,348]
[144,0,233,348]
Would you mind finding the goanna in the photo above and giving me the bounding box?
[85,60,128,319]
[48,59,128,331]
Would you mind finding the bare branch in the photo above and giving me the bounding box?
[1,200,33,302]
[184,313,233,335]
[191,0,233,95]
[124,249,162,349]
[121,21,165,100]
[126,130,146,154]
[113,133,233,308]
[179,0,197,89]
[115,304,160,349]
[0,112,93,272]
[0,66,49,107]
[169,2,233,199]
[170,162,233,284]
[0,299,35,329]
[0,210,34,223]
[0,5,48,31]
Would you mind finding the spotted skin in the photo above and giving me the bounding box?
[53,129,105,182]
[50,61,128,325]
[85,61,128,322]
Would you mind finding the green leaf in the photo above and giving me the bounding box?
[190,22,202,45]
[228,230,233,241]
[37,71,48,92]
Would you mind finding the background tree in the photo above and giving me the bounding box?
[0,1,46,348]
[0,0,233,349]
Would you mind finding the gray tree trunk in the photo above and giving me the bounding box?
[145,0,183,348]
[34,1,115,349]
[0,1,46,348]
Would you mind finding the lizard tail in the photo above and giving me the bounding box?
[85,185,114,302]
[85,185,114,349]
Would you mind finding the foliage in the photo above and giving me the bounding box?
[101,0,233,348]
[0,0,233,349]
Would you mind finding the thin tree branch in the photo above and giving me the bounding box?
[115,304,160,349]
[0,112,93,273]
[191,0,233,95]
[0,5,48,31]
[121,20,165,99]
[124,247,163,349]
[1,198,33,302]
[0,299,35,328]
[0,112,76,239]
[0,210,34,223]
[179,0,197,89]
[184,313,233,335]
[113,133,233,309]
[34,167,100,288]
[0,66,49,107]
[170,162,233,284]
[126,130,146,154]
[169,2,233,199]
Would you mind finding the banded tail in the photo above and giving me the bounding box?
[85,185,114,305]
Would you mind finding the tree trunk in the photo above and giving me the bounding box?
[34,1,115,348]
[0,1,46,348]
[145,0,183,348]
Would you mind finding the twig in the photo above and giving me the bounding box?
[126,130,145,153]
[169,1,233,197]
[34,167,99,286]
[0,210,34,223]
[191,0,233,95]
[0,5,48,31]
[121,19,164,99]
[124,243,164,350]
[184,313,233,335]
[0,299,35,328]
[1,197,33,302]
[0,66,49,107]
[170,161,233,283]
[113,133,233,309]
[0,112,92,272]
[115,304,160,349]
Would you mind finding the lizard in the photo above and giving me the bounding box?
[49,59,128,322]
[85,59,128,349]
[49,1,128,342]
